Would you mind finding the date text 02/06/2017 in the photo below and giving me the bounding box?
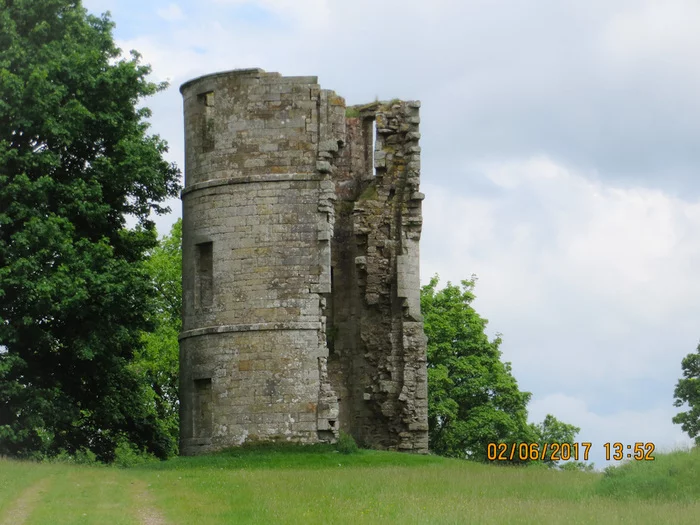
[486,442,656,462]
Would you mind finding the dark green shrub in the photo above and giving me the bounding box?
[113,439,158,468]
[336,432,359,455]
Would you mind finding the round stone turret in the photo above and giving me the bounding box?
[179,69,342,454]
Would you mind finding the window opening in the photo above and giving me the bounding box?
[372,119,377,177]
[362,117,376,178]
[193,378,213,438]
[197,91,215,152]
[195,242,213,308]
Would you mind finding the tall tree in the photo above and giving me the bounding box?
[421,276,536,460]
[0,0,180,460]
[673,343,700,446]
[132,219,182,454]
[421,276,585,467]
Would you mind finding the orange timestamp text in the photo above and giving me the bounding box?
[487,442,656,462]
[603,442,655,461]
[488,442,592,462]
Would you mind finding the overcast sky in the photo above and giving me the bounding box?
[83,0,700,468]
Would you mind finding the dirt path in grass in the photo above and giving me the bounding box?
[0,477,51,525]
[131,480,169,525]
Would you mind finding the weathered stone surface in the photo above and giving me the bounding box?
[179,69,428,455]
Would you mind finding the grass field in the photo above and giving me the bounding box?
[1,445,698,524]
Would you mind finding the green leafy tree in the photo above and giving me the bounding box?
[421,276,586,467]
[421,276,536,460]
[673,343,700,446]
[132,219,182,453]
[0,0,180,461]
[530,413,591,469]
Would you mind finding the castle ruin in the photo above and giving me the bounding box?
[178,69,428,455]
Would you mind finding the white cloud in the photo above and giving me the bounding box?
[82,0,114,14]
[211,0,331,27]
[157,3,185,21]
[421,157,700,391]
[529,392,694,468]
[601,0,700,68]
[114,18,298,88]
[115,37,174,83]
[424,155,700,310]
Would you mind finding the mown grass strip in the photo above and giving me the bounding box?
[0,459,52,521]
[129,479,169,525]
[0,477,51,525]
[138,463,700,525]
[26,466,137,525]
[135,447,700,525]
[2,446,700,524]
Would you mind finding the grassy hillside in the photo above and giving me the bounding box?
[597,446,700,501]
[1,445,698,524]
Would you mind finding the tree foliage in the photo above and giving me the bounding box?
[421,276,584,467]
[673,343,700,446]
[0,0,180,461]
[132,219,182,454]
[530,414,587,469]
[421,276,535,460]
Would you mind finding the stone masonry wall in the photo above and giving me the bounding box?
[328,102,428,451]
[179,69,427,455]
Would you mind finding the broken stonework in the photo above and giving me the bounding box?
[178,69,428,455]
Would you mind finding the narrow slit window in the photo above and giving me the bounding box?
[197,91,215,152]
[193,378,213,438]
[362,117,375,178]
[372,119,377,177]
[195,241,213,308]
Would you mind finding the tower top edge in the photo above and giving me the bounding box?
[180,68,277,93]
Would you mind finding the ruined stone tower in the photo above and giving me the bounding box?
[179,69,428,455]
